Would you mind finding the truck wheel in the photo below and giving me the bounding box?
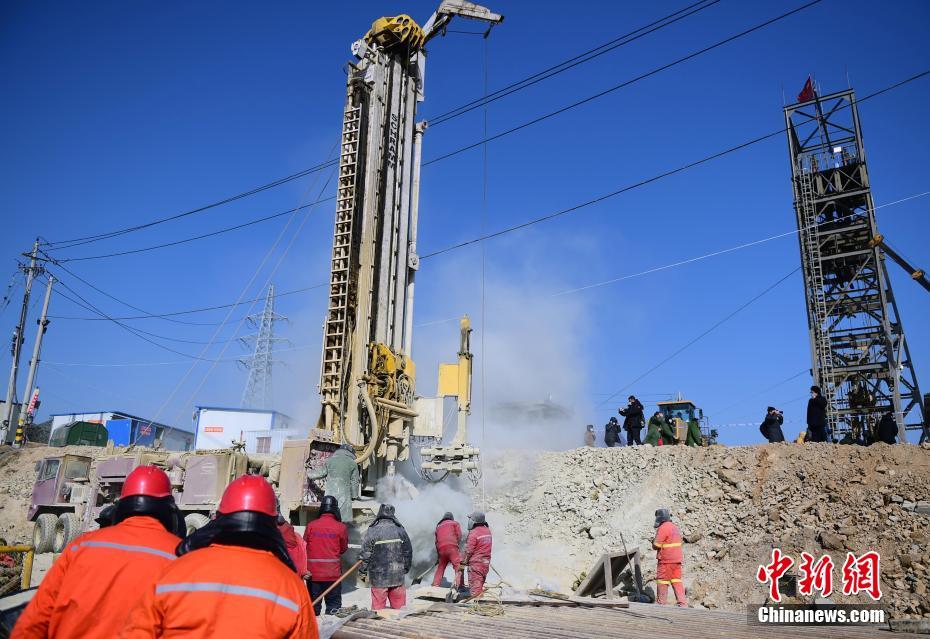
[53,513,81,553]
[184,513,209,535]
[33,513,57,554]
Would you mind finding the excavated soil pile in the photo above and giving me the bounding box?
[482,442,930,618]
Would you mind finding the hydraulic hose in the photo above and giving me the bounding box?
[355,383,382,466]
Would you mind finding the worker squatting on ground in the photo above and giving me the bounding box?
[432,512,463,587]
[120,475,317,639]
[644,412,676,446]
[652,508,687,608]
[277,499,309,580]
[619,395,645,446]
[306,443,360,523]
[303,495,348,616]
[359,504,412,610]
[13,466,183,639]
[459,511,493,597]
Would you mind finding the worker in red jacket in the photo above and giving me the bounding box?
[120,475,317,639]
[652,507,687,607]
[431,512,462,587]
[13,465,183,639]
[276,499,309,580]
[459,511,492,596]
[303,495,348,616]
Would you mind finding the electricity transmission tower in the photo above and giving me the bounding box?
[785,87,924,442]
[239,284,287,409]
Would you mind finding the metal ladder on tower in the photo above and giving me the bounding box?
[798,164,838,434]
[320,104,362,418]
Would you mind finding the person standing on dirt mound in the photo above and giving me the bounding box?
[806,385,829,442]
[652,508,687,608]
[619,395,645,446]
[604,417,621,447]
[13,465,183,639]
[359,504,412,611]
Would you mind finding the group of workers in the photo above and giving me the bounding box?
[589,395,703,448]
[13,466,319,638]
[12,459,499,638]
[431,511,493,598]
[759,385,900,445]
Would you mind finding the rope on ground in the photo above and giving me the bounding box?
[466,580,505,617]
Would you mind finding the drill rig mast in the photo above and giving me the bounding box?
[279,3,501,515]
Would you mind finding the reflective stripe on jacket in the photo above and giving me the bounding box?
[464,525,492,566]
[303,513,348,582]
[12,516,180,639]
[359,518,412,589]
[653,521,684,564]
[119,543,317,639]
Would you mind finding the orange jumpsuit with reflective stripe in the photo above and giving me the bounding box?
[12,516,180,639]
[652,520,687,607]
[119,543,317,639]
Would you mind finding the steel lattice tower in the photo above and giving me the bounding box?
[785,88,924,442]
[239,284,287,409]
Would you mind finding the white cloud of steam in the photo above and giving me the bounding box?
[376,477,474,585]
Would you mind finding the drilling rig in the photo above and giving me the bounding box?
[278,2,502,522]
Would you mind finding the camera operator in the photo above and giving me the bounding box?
[759,406,785,443]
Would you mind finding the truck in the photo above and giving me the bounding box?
[656,396,716,445]
[26,449,268,552]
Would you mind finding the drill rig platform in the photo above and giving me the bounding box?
[279,2,502,522]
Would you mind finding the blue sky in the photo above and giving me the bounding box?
[1,0,928,446]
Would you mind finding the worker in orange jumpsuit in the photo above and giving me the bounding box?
[120,475,317,639]
[13,465,183,639]
[459,511,492,597]
[303,495,348,616]
[652,508,687,607]
[431,512,462,588]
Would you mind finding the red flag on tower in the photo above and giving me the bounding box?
[797,76,816,103]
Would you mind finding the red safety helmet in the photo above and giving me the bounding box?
[121,465,172,498]
[217,475,277,517]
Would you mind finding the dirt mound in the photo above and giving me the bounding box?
[482,442,930,618]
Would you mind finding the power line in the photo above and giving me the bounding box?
[48,283,325,322]
[44,344,317,368]
[45,257,224,326]
[422,0,824,166]
[421,69,930,259]
[40,2,717,252]
[51,193,336,263]
[50,275,222,362]
[551,189,930,297]
[598,267,801,408]
[428,0,721,126]
[44,159,338,250]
